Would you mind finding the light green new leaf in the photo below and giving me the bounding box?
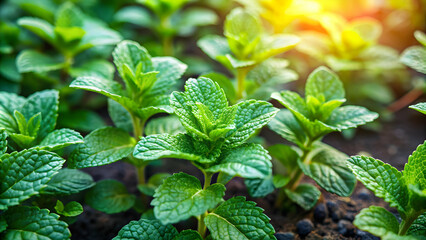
[404,141,426,189]
[226,100,278,147]
[409,102,426,115]
[113,219,178,240]
[55,2,84,28]
[114,6,153,27]
[133,133,201,162]
[41,169,95,195]
[55,200,83,217]
[400,46,426,74]
[38,128,83,151]
[70,76,127,105]
[152,173,225,225]
[148,57,187,96]
[271,91,310,119]
[254,34,300,62]
[0,149,64,210]
[0,92,25,133]
[145,116,184,135]
[206,143,272,178]
[299,145,356,196]
[347,156,408,213]
[325,105,378,131]
[353,206,399,237]
[201,72,236,102]
[138,173,171,197]
[408,212,426,236]
[284,183,321,210]
[17,17,55,43]
[85,179,135,214]
[16,50,65,73]
[205,196,275,240]
[0,129,7,155]
[245,175,275,198]
[197,35,232,69]
[305,66,344,102]
[1,206,70,240]
[69,127,136,168]
[0,217,6,233]
[173,230,203,240]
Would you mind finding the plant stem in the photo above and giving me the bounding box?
[398,211,421,235]
[198,172,213,238]
[236,68,249,100]
[131,113,148,205]
[387,88,423,113]
[162,36,173,56]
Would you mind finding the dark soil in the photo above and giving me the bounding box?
[69,106,425,240]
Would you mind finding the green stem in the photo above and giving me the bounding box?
[198,172,213,238]
[398,212,421,235]
[162,36,173,56]
[160,16,173,56]
[131,113,148,204]
[236,68,248,100]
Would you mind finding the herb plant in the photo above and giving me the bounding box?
[69,40,187,212]
[264,66,379,210]
[126,77,278,239]
[198,8,299,102]
[401,31,426,75]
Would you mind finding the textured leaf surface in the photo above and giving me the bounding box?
[85,179,135,214]
[408,212,426,236]
[113,219,178,240]
[0,92,25,133]
[347,156,408,213]
[42,169,95,195]
[69,127,136,168]
[267,143,299,173]
[245,175,275,198]
[284,184,321,210]
[305,66,344,102]
[1,206,70,240]
[0,129,7,155]
[113,40,153,80]
[149,57,187,96]
[204,196,275,240]
[299,146,355,196]
[325,106,378,130]
[16,50,65,73]
[173,230,202,240]
[404,141,426,189]
[267,109,307,146]
[70,76,126,104]
[152,173,225,225]
[353,206,399,237]
[38,128,83,150]
[206,143,272,178]
[0,149,64,210]
[145,116,184,135]
[400,46,426,74]
[409,102,426,115]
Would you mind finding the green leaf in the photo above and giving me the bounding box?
[108,99,133,132]
[404,141,426,189]
[55,2,84,27]
[273,175,290,188]
[138,173,171,197]
[245,175,275,198]
[152,173,225,225]
[268,109,307,146]
[21,89,59,139]
[401,46,426,74]
[69,127,136,168]
[299,145,356,196]
[85,179,135,214]
[70,76,127,105]
[353,206,399,237]
[41,168,95,195]
[145,116,184,135]
[197,35,232,68]
[114,6,153,27]
[38,128,83,150]
[1,206,70,240]
[16,50,65,73]
[0,92,25,133]
[408,212,426,236]
[206,143,272,178]
[325,105,379,131]
[133,133,201,162]
[0,149,65,210]
[253,34,300,62]
[0,129,7,155]
[69,59,115,80]
[200,72,236,103]
[305,66,344,102]
[17,17,54,43]
[148,57,187,96]
[415,31,426,46]
[0,217,6,233]
[55,200,83,217]
[267,144,299,173]
[57,109,106,132]
[173,230,203,240]
[408,184,426,212]
[271,91,310,119]
[113,219,178,240]
[226,100,278,147]
[205,196,275,240]
[284,183,321,210]
[409,102,426,115]
[347,155,408,213]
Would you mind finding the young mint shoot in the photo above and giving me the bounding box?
[266,66,379,210]
[130,77,278,239]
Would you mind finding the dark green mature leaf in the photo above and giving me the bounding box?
[113,219,178,240]
[17,17,55,43]
[404,141,426,189]
[42,169,95,195]
[400,46,426,74]
[284,184,321,210]
[0,129,7,155]
[409,102,426,115]
[108,99,133,132]
[347,156,408,213]
[16,50,65,73]
[152,173,225,224]
[245,175,275,198]
[305,66,344,102]
[0,92,25,133]
[69,127,136,168]
[38,128,83,151]
[0,149,65,210]
[408,184,426,212]
[299,146,356,196]
[353,206,399,237]
[325,105,378,131]
[85,179,135,214]
[268,109,307,146]
[1,206,70,240]
[138,173,171,197]
[267,144,299,173]
[206,143,272,178]
[226,100,278,147]
[408,212,426,236]
[205,196,275,240]
[173,230,203,240]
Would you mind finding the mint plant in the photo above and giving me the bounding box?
[264,66,379,210]
[129,77,278,239]
[69,40,187,212]
[198,8,299,102]
[348,139,426,239]
[401,31,426,75]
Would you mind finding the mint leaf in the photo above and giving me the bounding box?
[0,92,25,133]
[305,66,344,102]
[145,116,185,135]
[325,105,379,131]
[152,173,225,225]
[0,129,7,154]
[404,141,426,189]
[85,179,135,214]
[353,206,399,237]
[299,145,356,196]
[138,173,171,197]
[69,127,136,168]
[38,128,83,151]
[17,17,54,43]
[401,46,426,74]
[1,206,70,240]
[149,57,187,96]
[197,35,232,69]
[16,50,65,73]
[347,156,408,213]
[204,196,275,240]
[55,2,83,28]
[267,143,299,173]
[113,219,178,240]
[245,175,275,198]
[173,230,203,240]
[408,212,426,236]
[0,149,65,210]
[70,76,127,105]
[409,102,426,115]
[284,183,321,210]
[206,143,272,178]
[55,200,83,217]
[268,109,307,146]
[271,91,310,120]
[42,169,95,195]
[226,100,278,147]
[69,59,115,80]
[108,99,133,132]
